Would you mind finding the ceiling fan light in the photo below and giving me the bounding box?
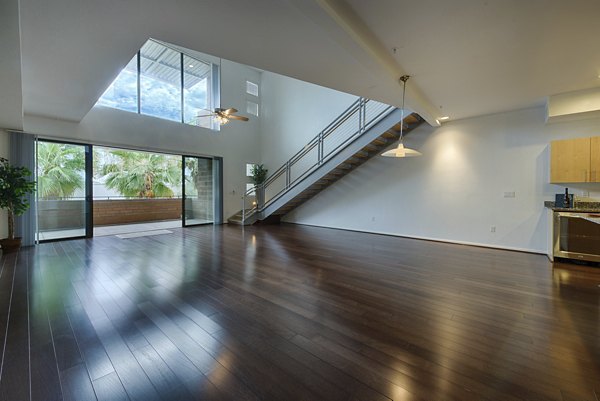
[214,115,229,125]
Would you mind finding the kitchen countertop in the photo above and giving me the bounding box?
[544,201,600,213]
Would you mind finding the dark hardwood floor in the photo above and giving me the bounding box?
[0,223,599,401]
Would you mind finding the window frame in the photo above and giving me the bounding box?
[97,39,220,130]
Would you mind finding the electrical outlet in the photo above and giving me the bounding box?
[490,226,496,233]
[503,192,515,198]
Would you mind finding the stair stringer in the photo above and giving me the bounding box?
[257,108,405,220]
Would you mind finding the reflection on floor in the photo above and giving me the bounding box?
[38,228,86,241]
[3,224,599,400]
[37,219,210,240]
[115,229,174,239]
[95,220,182,237]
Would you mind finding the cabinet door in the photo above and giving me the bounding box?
[591,136,600,182]
[550,137,591,183]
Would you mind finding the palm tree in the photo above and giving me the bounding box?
[101,150,181,198]
[37,142,85,199]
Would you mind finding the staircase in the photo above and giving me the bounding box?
[228,98,424,225]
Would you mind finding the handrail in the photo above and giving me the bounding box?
[241,97,395,224]
[262,98,365,188]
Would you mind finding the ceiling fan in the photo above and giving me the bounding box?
[197,107,249,125]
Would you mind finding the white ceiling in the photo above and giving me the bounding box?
[17,0,600,124]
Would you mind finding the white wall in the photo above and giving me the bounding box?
[0,130,9,239]
[284,107,600,254]
[0,0,20,239]
[259,72,356,170]
[0,0,23,130]
[23,60,261,219]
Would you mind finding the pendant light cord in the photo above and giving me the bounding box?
[399,75,410,142]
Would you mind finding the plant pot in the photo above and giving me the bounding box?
[256,190,265,209]
[0,237,22,253]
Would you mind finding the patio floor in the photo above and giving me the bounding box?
[37,219,211,241]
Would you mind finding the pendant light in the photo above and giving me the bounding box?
[381,75,422,158]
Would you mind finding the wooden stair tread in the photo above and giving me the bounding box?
[403,114,419,124]
[371,138,388,146]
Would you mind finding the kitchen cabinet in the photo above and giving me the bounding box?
[591,136,600,182]
[550,137,592,183]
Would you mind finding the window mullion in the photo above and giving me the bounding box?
[136,51,141,114]
[180,52,184,124]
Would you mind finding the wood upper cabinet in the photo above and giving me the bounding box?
[550,137,591,183]
[591,136,600,182]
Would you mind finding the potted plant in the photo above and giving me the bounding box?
[250,164,268,208]
[0,158,36,253]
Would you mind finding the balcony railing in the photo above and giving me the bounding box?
[37,197,187,230]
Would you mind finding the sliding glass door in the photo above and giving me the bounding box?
[36,140,92,241]
[35,140,222,241]
[183,156,215,226]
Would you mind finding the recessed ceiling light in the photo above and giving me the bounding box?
[438,116,450,121]
[189,64,194,68]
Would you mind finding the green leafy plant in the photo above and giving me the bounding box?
[0,158,36,240]
[100,150,181,198]
[37,142,85,199]
[250,164,268,186]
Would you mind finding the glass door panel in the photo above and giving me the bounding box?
[559,215,600,255]
[183,156,214,226]
[37,141,90,241]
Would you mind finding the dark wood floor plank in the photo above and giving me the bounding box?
[133,316,229,401]
[71,280,162,401]
[1,224,599,400]
[0,252,17,369]
[0,250,29,401]
[131,344,196,401]
[65,304,115,381]
[137,302,262,401]
[61,363,97,401]
[29,248,64,401]
[92,372,129,401]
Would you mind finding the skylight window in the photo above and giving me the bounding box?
[97,57,138,113]
[96,39,218,130]
[183,55,211,125]
[140,41,182,122]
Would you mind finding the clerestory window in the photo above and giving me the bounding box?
[97,39,218,130]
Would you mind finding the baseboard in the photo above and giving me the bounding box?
[284,221,545,256]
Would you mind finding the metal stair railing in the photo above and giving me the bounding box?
[240,97,395,224]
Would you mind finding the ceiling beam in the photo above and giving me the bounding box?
[293,0,440,126]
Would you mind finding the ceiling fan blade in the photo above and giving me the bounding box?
[196,114,214,118]
[223,108,238,114]
[228,115,249,121]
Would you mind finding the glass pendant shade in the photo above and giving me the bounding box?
[381,142,422,158]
